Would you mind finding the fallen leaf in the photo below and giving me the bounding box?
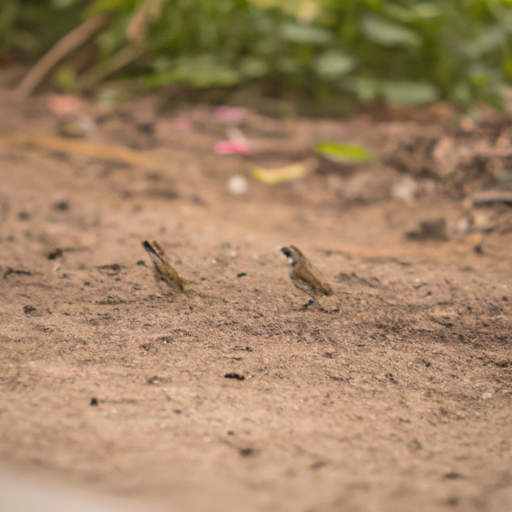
[314,141,373,163]
[251,158,317,185]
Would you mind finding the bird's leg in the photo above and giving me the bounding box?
[300,298,315,310]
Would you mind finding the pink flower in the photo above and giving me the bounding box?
[173,116,193,131]
[212,106,247,123]
[214,139,250,155]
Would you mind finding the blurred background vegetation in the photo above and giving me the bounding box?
[2,0,512,110]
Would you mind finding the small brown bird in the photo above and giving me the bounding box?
[142,240,186,292]
[281,245,333,298]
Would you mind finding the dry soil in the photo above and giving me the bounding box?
[0,75,511,512]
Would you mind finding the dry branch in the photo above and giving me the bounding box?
[16,14,111,98]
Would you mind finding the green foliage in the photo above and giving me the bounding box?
[2,0,512,109]
[315,141,374,162]
[0,0,87,60]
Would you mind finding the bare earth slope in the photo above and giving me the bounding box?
[0,82,511,512]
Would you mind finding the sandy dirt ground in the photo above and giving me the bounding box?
[0,69,511,512]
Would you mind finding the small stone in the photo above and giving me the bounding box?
[228,174,248,195]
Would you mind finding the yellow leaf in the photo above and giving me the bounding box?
[251,158,317,185]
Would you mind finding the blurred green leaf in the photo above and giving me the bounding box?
[313,50,355,80]
[240,56,269,78]
[55,64,78,93]
[314,141,373,163]
[504,59,512,78]
[4,27,39,52]
[344,76,380,102]
[276,56,301,74]
[450,81,472,104]
[385,3,441,22]
[280,21,332,44]
[144,55,240,89]
[381,80,440,105]
[86,0,129,17]
[0,0,88,58]
[460,27,507,59]
[361,14,421,47]
[0,1,17,32]
[51,0,82,8]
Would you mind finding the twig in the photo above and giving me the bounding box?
[0,134,166,170]
[77,46,143,90]
[471,190,512,206]
[16,14,111,98]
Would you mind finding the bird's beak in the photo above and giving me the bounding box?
[281,247,291,257]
